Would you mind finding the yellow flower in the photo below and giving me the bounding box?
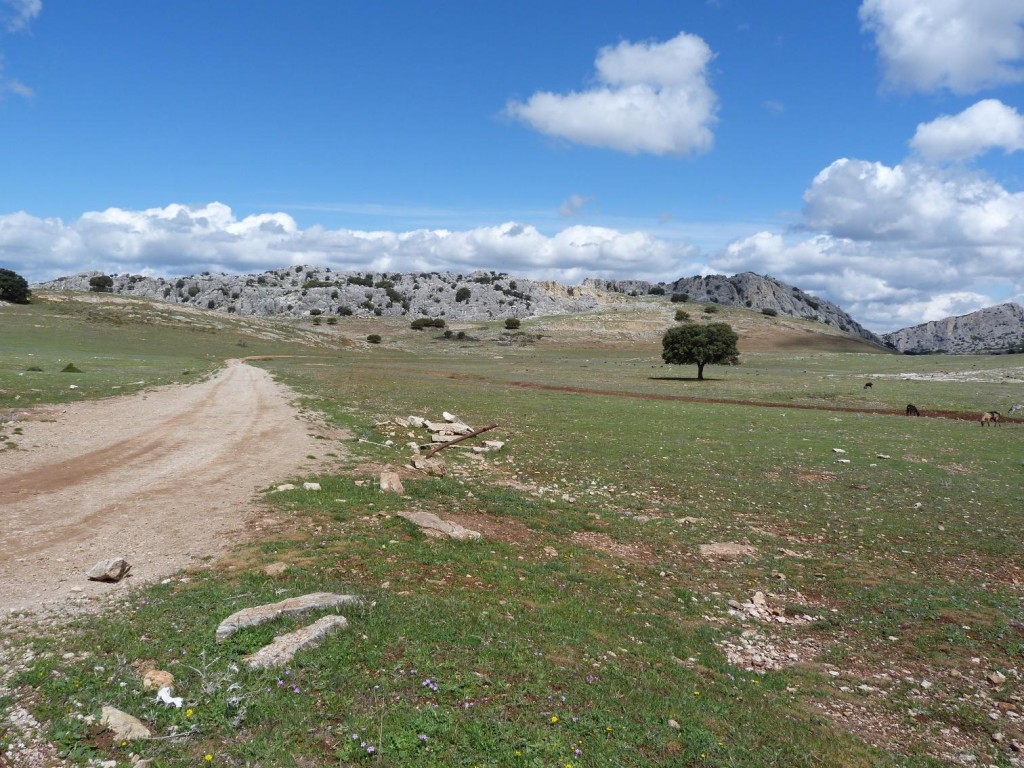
[550,715,559,723]
[204,756,213,763]
[185,708,193,717]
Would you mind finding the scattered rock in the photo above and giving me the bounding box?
[142,669,174,691]
[303,482,321,491]
[262,561,289,577]
[397,511,482,541]
[216,592,362,642]
[275,483,296,492]
[411,456,447,476]
[699,542,757,560]
[100,706,151,740]
[988,671,1007,685]
[244,614,350,669]
[380,471,405,494]
[86,557,131,583]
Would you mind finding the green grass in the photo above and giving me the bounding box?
[2,293,1022,767]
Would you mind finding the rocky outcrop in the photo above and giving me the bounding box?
[882,303,1024,355]
[585,272,882,345]
[37,268,601,322]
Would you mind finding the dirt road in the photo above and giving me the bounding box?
[0,360,334,616]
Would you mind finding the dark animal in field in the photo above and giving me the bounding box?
[1009,403,1024,415]
[863,382,873,389]
[981,411,1001,426]
[906,404,920,416]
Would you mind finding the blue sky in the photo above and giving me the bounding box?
[1,1,1023,332]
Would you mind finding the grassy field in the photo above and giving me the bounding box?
[2,292,1022,767]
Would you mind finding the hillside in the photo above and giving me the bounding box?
[37,268,885,347]
[881,302,1024,355]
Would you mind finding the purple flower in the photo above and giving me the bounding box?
[351,733,358,741]
[366,746,375,755]
[418,734,428,743]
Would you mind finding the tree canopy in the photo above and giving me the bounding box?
[0,268,30,304]
[661,322,740,380]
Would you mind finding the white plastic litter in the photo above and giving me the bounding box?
[156,686,183,708]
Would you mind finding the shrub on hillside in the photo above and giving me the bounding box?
[455,287,471,303]
[761,308,778,317]
[674,309,691,322]
[504,318,521,330]
[89,274,114,293]
[366,334,382,344]
[0,268,30,303]
[671,293,688,303]
[703,304,719,314]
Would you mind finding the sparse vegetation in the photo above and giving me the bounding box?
[2,290,1022,768]
[88,274,114,293]
[504,317,521,330]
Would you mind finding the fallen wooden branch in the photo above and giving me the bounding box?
[423,424,499,459]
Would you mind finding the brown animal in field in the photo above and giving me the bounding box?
[906,404,920,416]
[981,411,1001,426]
[863,382,873,389]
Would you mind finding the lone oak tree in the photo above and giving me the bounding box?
[0,268,30,304]
[662,322,740,380]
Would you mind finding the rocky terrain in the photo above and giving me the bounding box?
[38,267,1024,354]
[881,302,1024,355]
[38,267,602,324]
[587,272,882,344]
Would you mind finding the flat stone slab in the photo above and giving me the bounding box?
[216,592,362,642]
[398,511,481,541]
[243,614,349,669]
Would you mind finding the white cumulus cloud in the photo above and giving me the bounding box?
[859,0,1024,93]
[910,99,1024,162]
[506,31,718,156]
[0,202,700,288]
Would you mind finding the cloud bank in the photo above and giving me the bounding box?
[0,202,700,289]
[506,31,718,156]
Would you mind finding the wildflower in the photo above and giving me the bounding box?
[185,708,193,718]
[204,755,213,763]
[351,733,359,741]
[550,716,559,724]
[418,734,428,743]
[367,746,376,755]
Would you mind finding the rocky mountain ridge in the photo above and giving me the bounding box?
[39,268,1024,355]
[881,302,1024,355]
[37,267,883,343]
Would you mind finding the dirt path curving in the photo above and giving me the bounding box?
[0,360,339,616]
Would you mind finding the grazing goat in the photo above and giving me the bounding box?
[906,404,921,416]
[863,382,873,389]
[1009,403,1024,415]
[981,411,1001,426]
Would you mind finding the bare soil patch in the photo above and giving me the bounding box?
[0,360,342,616]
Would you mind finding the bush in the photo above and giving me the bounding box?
[648,286,666,295]
[61,363,82,373]
[0,268,30,303]
[432,318,446,328]
[410,317,434,330]
[338,306,353,316]
[674,309,691,322]
[187,286,201,298]
[456,331,467,340]
[89,274,114,293]
[455,287,471,303]
[366,334,382,344]
[671,293,688,303]
[761,308,778,317]
[505,318,521,330]
[309,308,322,316]
[703,304,719,314]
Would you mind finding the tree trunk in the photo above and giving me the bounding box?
[697,362,705,380]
